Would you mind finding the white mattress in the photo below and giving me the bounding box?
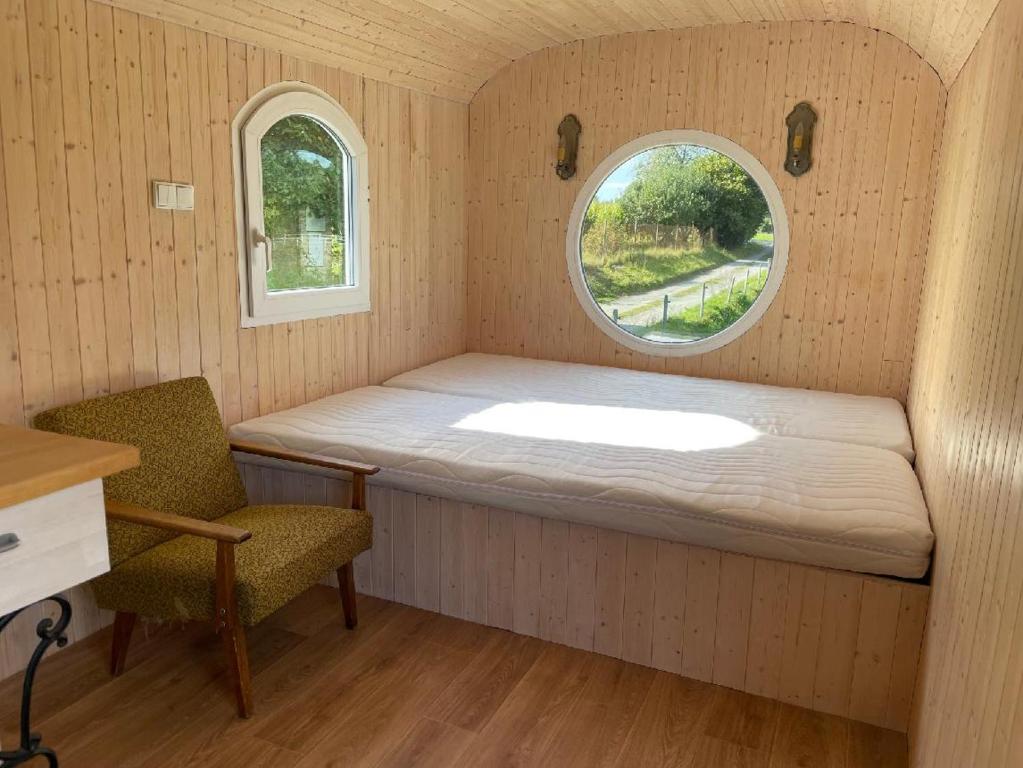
[384,353,916,461]
[229,386,933,578]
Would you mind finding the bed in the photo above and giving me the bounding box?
[228,356,932,579]
[384,353,916,461]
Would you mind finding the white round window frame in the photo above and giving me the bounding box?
[566,129,790,358]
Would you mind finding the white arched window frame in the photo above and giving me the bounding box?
[234,85,370,327]
[566,129,789,357]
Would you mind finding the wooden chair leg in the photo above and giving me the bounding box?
[216,540,253,718]
[220,621,253,718]
[110,611,136,676]
[338,562,357,629]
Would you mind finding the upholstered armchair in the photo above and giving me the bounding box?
[34,377,376,718]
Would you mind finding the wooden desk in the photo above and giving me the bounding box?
[0,425,137,767]
[0,425,139,616]
[0,425,139,507]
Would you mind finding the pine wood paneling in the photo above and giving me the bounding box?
[0,0,466,430]
[465,24,945,402]
[235,462,929,733]
[907,0,1023,765]
[95,0,994,101]
[0,0,464,681]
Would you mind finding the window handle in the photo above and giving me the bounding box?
[253,229,272,272]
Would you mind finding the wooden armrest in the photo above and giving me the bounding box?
[105,500,252,544]
[229,440,380,477]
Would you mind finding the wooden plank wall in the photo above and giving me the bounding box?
[236,461,929,733]
[465,22,946,403]
[906,0,1023,765]
[0,0,466,429]
[0,0,465,679]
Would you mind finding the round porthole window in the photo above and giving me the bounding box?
[566,130,789,357]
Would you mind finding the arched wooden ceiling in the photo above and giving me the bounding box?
[98,0,997,101]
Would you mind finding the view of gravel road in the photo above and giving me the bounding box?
[598,242,772,334]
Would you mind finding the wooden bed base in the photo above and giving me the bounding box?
[0,456,928,735]
[237,458,929,733]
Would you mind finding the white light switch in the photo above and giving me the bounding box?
[153,181,176,210]
[152,180,195,211]
[175,184,194,210]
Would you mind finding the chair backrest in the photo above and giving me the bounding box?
[34,377,248,566]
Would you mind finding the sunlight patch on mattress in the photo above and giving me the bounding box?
[452,401,759,452]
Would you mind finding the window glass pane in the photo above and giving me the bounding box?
[580,144,774,345]
[261,114,350,292]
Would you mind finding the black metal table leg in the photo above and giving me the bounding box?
[0,596,71,768]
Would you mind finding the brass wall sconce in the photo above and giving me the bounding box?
[785,102,817,177]
[556,114,582,180]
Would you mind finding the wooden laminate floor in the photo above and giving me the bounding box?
[0,586,907,767]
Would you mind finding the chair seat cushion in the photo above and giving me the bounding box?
[90,505,372,625]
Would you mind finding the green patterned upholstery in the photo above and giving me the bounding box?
[34,377,248,566]
[34,377,372,626]
[90,505,372,625]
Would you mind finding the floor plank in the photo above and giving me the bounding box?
[0,586,909,767]
[145,600,397,767]
[427,631,545,732]
[0,618,178,746]
[613,672,718,766]
[539,653,657,767]
[847,720,908,768]
[452,644,595,766]
[703,687,780,751]
[375,718,475,768]
[291,638,474,767]
[769,703,849,768]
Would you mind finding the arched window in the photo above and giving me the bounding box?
[235,86,369,326]
[566,130,788,356]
